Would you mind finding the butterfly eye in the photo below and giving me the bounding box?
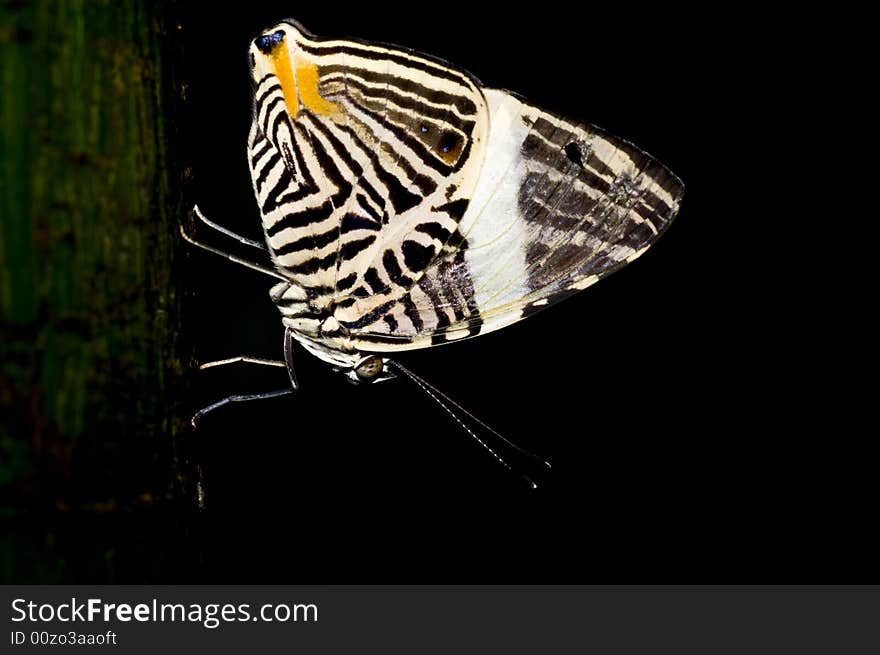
[355,356,384,382]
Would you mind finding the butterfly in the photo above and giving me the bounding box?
[182,19,684,482]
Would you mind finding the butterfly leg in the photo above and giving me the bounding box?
[179,208,285,281]
[190,388,294,428]
[198,356,286,371]
[283,326,299,391]
[191,204,267,251]
[190,329,301,427]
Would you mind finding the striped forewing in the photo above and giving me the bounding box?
[248,23,489,340]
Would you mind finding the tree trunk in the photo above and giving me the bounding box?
[0,0,195,582]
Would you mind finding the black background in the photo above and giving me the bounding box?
[174,4,866,582]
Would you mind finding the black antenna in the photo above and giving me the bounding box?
[386,360,552,489]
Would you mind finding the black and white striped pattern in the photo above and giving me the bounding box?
[246,20,684,371]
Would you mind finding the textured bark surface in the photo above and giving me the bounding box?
[0,0,195,582]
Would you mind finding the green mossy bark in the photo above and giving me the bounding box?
[0,0,192,582]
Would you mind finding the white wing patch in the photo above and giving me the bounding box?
[459,90,535,314]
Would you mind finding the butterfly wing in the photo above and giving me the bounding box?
[311,39,494,330]
[247,22,491,340]
[248,23,682,354]
[347,89,684,352]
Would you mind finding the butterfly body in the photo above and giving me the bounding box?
[246,20,684,382]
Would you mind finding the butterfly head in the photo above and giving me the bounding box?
[290,331,395,385]
[341,355,395,385]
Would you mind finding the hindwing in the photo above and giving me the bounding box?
[347,89,684,351]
